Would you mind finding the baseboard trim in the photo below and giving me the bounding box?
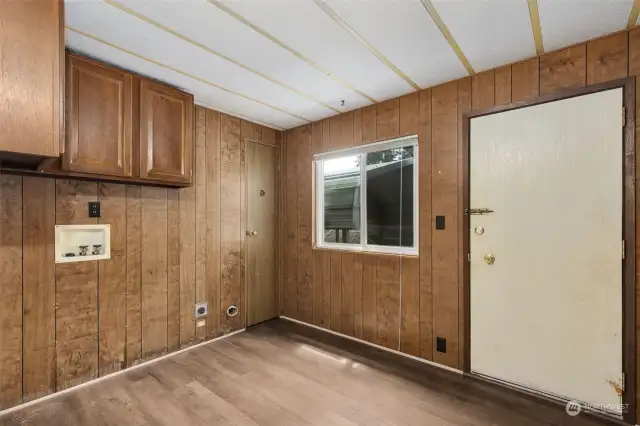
[0,328,246,417]
[279,316,462,375]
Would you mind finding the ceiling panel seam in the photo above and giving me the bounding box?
[627,0,640,29]
[65,26,311,124]
[206,0,379,104]
[311,0,421,90]
[101,0,342,114]
[527,0,544,55]
[418,0,474,75]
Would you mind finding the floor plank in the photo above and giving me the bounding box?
[0,319,618,426]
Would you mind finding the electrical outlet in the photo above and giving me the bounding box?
[436,337,447,353]
[88,202,100,218]
[196,319,206,328]
[195,302,208,318]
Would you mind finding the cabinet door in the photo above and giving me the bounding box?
[64,55,133,177]
[0,0,62,157]
[139,81,193,184]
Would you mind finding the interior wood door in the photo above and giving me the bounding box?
[64,54,133,176]
[246,141,279,326]
[469,89,624,412]
[0,0,62,157]
[139,80,193,184]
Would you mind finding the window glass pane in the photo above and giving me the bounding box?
[323,155,361,244]
[365,145,414,247]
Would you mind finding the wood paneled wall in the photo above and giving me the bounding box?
[0,106,281,409]
[282,28,640,412]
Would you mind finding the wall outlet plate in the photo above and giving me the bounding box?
[195,302,208,318]
[196,319,206,328]
[88,202,100,218]
[436,336,447,353]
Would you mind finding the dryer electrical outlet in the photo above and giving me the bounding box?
[195,302,208,318]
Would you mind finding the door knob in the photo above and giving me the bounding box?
[246,230,257,236]
[484,254,495,265]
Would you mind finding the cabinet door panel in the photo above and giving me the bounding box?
[139,81,193,184]
[65,55,133,177]
[0,0,62,157]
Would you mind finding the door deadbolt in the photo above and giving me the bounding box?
[474,226,484,235]
[484,254,495,265]
[246,229,258,236]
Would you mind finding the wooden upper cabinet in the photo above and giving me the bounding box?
[0,0,63,158]
[139,81,193,184]
[64,55,133,177]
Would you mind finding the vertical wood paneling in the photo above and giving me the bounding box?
[125,185,142,365]
[0,176,22,408]
[284,131,298,318]
[361,254,377,343]
[166,189,180,351]
[362,105,377,144]
[22,177,55,401]
[312,120,323,155]
[220,114,243,331]
[195,107,207,341]
[400,257,419,356]
[353,108,363,146]
[312,251,324,326]
[262,126,276,146]
[431,83,459,368]
[341,252,355,337]
[377,98,400,140]
[494,66,512,106]
[353,254,363,339]
[512,58,539,102]
[540,45,586,95]
[321,251,331,329]
[376,256,400,350]
[586,32,628,85]
[296,126,313,323]
[321,119,331,152]
[340,112,355,149]
[141,186,168,359]
[241,120,262,143]
[457,78,472,368]
[330,251,342,332]
[399,92,420,136]
[179,181,196,348]
[206,110,221,338]
[472,71,495,110]
[97,183,127,376]
[55,180,98,390]
[418,89,434,361]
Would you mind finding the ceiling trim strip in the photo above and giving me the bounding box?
[418,0,474,75]
[206,0,378,103]
[65,26,311,124]
[194,100,286,131]
[311,0,421,90]
[102,0,342,114]
[527,0,544,55]
[627,0,640,29]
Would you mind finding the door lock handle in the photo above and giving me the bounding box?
[484,254,495,265]
[246,230,258,236]
[465,208,494,215]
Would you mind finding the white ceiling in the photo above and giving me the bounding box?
[65,0,637,130]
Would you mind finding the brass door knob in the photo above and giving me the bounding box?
[246,230,258,236]
[484,254,495,265]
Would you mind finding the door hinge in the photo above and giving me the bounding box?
[622,106,626,127]
[467,253,471,262]
[622,240,626,260]
[622,372,626,392]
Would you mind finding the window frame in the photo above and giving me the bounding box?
[314,134,419,256]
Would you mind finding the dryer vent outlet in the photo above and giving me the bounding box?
[195,302,208,318]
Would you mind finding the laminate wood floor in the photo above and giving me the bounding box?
[0,319,620,426]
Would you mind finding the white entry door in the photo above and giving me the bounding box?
[469,88,624,412]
